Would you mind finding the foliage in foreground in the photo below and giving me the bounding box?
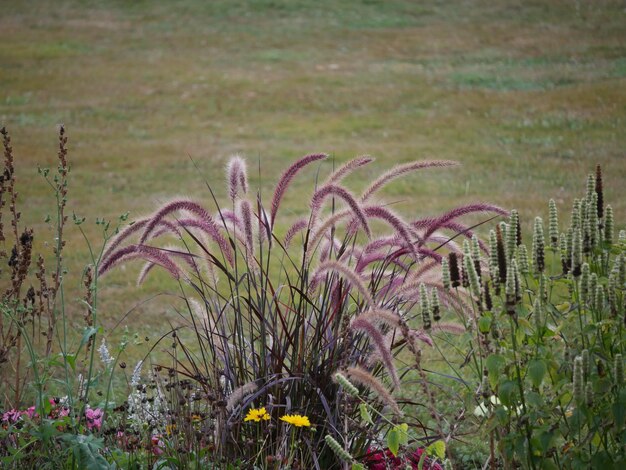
[0,126,624,469]
[442,166,626,469]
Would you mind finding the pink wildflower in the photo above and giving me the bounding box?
[151,434,165,456]
[85,407,103,431]
[2,409,20,424]
[21,406,37,419]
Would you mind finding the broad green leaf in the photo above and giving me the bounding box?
[528,359,547,387]
[396,423,409,445]
[352,464,366,470]
[359,403,373,425]
[486,354,506,389]
[426,440,446,460]
[498,380,517,408]
[478,316,492,334]
[387,428,400,457]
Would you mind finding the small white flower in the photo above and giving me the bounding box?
[130,360,143,387]
[98,338,115,368]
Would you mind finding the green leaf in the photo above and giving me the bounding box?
[79,327,98,350]
[528,359,547,388]
[478,316,492,334]
[396,423,409,445]
[387,428,400,457]
[426,440,446,460]
[352,464,366,470]
[498,380,517,408]
[359,403,373,425]
[486,354,506,389]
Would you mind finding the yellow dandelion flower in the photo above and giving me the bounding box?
[279,414,311,427]
[244,407,271,422]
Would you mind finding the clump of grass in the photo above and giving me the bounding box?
[100,152,504,467]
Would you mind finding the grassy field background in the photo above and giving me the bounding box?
[1,0,625,356]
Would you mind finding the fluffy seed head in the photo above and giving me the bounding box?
[226,155,248,202]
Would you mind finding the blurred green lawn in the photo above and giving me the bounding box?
[1,0,625,357]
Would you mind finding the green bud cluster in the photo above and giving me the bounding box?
[549,199,559,249]
[334,372,359,397]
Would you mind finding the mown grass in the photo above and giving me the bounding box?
[1,0,625,358]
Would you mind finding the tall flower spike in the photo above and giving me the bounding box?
[505,259,519,315]
[449,252,461,288]
[595,284,605,313]
[595,164,603,219]
[571,228,582,277]
[431,288,441,322]
[588,192,599,250]
[532,217,545,274]
[571,198,581,231]
[581,349,590,382]
[604,205,614,246]
[471,234,482,279]
[585,173,595,203]
[589,272,598,308]
[539,272,548,303]
[573,356,584,405]
[580,263,590,306]
[441,257,451,291]
[496,224,507,284]
[533,297,542,333]
[549,199,559,249]
[517,244,529,275]
[463,246,481,299]
[489,229,499,284]
[419,283,431,330]
[507,209,519,261]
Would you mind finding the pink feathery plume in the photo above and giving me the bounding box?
[176,218,242,265]
[215,210,243,231]
[101,219,148,265]
[99,244,182,279]
[283,218,308,248]
[149,219,185,241]
[324,155,373,185]
[364,206,416,255]
[417,203,508,244]
[239,200,254,254]
[139,199,234,266]
[306,210,350,257]
[438,221,489,253]
[226,156,248,202]
[345,366,402,416]
[353,308,402,328]
[431,322,466,335]
[270,153,328,230]
[361,160,458,202]
[136,246,199,285]
[351,316,400,388]
[310,260,374,307]
[405,329,434,347]
[102,217,184,265]
[310,184,371,237]
[355,251,409,274]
